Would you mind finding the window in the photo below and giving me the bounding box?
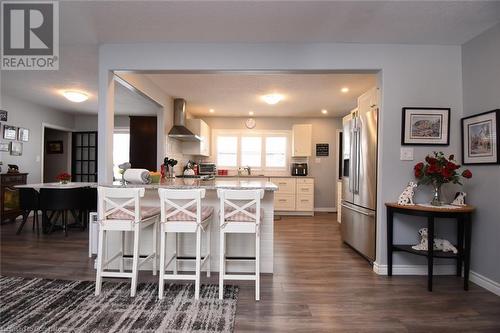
[214,130,289,170]
[266,136,287,167]
[217,136,238,167]
[241,137,262,167]
[113,132,130,180]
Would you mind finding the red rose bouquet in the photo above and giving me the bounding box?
[414,152,472,205]
[56,172,71,184]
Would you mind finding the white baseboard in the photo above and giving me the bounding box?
[373,262,500,296]
[373,262,455,275]
[469,271,500,296]
[314,207,337,212]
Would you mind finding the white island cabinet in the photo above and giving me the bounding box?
[98,178,277,273]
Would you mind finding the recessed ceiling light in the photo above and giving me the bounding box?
[249,111,254,116]
[341,87,349,93]
[262,93,284,105]
[209,109,215,113]
[321,109,328,114]
[62,90,89,103]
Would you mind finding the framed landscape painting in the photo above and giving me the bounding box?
[461,109,499,165]
[401,107,450,145]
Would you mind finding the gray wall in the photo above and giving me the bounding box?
[73,115,130,131]
[0,95,75,183]
[462,23,500,285]
[43,128,71,182]
[201,116,343,210]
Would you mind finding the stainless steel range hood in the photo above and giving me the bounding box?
[168,98,201,141]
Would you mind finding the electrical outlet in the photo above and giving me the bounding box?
[400,147,414,161]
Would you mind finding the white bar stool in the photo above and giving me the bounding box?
[158,188,213,300]
[95,187,160,297]
[217,189,264,301]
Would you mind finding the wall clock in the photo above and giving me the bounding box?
[245,118,256,129]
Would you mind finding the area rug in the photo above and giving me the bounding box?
[0,276,238,333]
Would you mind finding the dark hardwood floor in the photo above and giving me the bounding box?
[2,213,499,332]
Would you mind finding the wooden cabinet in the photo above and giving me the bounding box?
[271,177,314,215]
[292,124,312,157]
[183,119,210,156]
[1,173,28,224]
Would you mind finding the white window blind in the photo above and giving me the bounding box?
[241,136,262,167]
[265,136,287,167]
[217,136,238,167]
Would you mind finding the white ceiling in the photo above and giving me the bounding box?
[144,72,377,117]
[1,1,499,115]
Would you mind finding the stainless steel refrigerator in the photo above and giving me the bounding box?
[341,88,378,262]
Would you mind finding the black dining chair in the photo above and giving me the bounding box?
[80,187,97,230]
[17,188,41,235]
[40,188,82,236]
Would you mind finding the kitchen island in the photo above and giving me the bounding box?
[101,178,277,273]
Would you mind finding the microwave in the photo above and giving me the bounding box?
[199,163,217,175]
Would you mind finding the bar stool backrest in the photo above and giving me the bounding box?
[217,189,264,226]
[158,188,206,223]
[97,187,145,223]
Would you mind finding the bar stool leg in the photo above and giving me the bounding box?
[195,228,202,300]
[159,224,166,299]
[219,231,225,299]
[174,233,178,275]
[120,231,125,273]
[255,231,260,301]
[206,221,211,278]
[152,221,157,276]
[130,224,140,297]
[95,228,105,296]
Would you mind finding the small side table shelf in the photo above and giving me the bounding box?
[385,202,475,292]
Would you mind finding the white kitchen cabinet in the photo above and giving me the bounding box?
[270,177,314,215]
[182,119,210,156]
[292,124,312,157]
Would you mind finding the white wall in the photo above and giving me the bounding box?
[43,128,71,182]
[202,116,342,210]
[462,23,500,288]
[0,95,75,183]
[98,42,464,268]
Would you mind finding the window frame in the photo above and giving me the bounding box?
[213,129,291,172]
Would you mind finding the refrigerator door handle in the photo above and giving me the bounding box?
[341,202,376,217]
[355,129,361,194]
[349,128,355,192]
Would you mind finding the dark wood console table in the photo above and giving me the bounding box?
[386,202,474,292]
[1,173,29,224]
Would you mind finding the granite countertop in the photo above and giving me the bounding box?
[215,175,314,179]
[103,178,278,191]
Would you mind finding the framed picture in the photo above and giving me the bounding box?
[401,107,450,145]
[47,140,64,154]
[0,110,7,122]
[10,141,22,156]
[461,109,499,165]
[3,125,17,140]
[17,127,29,142]
[0,142,9,152]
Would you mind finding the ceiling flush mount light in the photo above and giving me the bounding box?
[62,90,89,103]
[249,111,254,116]
[321,109,328,115]
[261,93,283,105]
[209,109,215,113]
[341,87,349,93]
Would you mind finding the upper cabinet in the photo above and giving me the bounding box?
[292,124,312,157]
[182,119,210,156]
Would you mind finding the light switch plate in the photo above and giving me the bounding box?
[315,158,321,163]
[400,147,414,161]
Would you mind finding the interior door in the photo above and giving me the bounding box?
[72,132,98,182]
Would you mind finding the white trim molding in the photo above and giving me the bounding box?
[373,262,500,296]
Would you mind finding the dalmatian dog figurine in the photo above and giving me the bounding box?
[412,228,458,254]
[451,191,467,206]
[397,181,417,205]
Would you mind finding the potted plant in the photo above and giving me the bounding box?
[414,152,472,206]
[56,172,71,184]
